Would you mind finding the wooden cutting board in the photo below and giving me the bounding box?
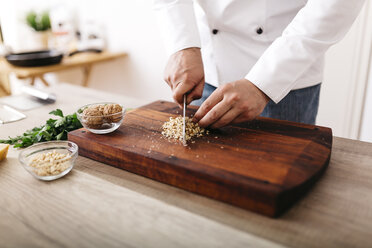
[68,100,332,217]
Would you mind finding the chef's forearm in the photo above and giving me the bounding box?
[153,0,201,57]
[245,0,366,103]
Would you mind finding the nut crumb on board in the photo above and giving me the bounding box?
[161,116,206,144]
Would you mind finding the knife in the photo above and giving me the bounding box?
[21,86,56,103]
[182,94,187,146]
[0,105,26,124]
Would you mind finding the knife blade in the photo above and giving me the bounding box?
[182,94,187,146]
[0,105,26,124]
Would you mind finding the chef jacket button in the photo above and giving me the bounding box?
[212,29,219,35]
[256,27,263,35]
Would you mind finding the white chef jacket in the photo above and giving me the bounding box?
[154,0,366,103]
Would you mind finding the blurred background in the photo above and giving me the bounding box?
[0,0,372,142]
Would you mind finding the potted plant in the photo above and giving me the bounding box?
[26,11,51,49]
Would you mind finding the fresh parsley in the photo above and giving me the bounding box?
[0,109,82,148]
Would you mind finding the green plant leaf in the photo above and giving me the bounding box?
[56,131,65,140]
[25,10,51,32]
[49,109,64,117]
[0,109,82,148]
[54,117,66,128]
[40,12,51,31]
[26,11,37,31]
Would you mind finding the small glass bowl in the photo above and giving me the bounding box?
[19,141,78,181]
[76,102,125,134]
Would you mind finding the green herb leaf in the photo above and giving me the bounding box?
[56,131,65,140]
[49,109,64,117]
[54,117,66,127]
[0,109,82,148]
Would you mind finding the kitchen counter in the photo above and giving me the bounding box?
[0,83,371,248]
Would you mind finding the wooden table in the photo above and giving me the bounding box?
[0,51,127,91]
[1,83,371,248]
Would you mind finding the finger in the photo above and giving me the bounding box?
[230,111,256,124]
[198,99,232,128]
[187,79,204,104]
[168,79,182,91]
[166,80,171,89]
[210,107,242,129]
[193,87,224,123]
[170,80,179,90]
[173,81,196,105]
[164,71,176,90]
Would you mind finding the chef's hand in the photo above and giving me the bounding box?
[164,47,205,106]
[193,79,270,128]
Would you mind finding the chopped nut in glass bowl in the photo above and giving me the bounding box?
[77,102,125,134]
[18,141,78,181]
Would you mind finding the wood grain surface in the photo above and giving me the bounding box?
[69,100,332,217]
[1,84,372,248]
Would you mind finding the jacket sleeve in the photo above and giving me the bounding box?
[245,0,366,103]
[153,0,201,56]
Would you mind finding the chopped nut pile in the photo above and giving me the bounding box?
[81,103,123,129]
[162,116,206,143]
[28,150,72,176]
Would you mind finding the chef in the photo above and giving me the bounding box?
[154,0,366,127]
